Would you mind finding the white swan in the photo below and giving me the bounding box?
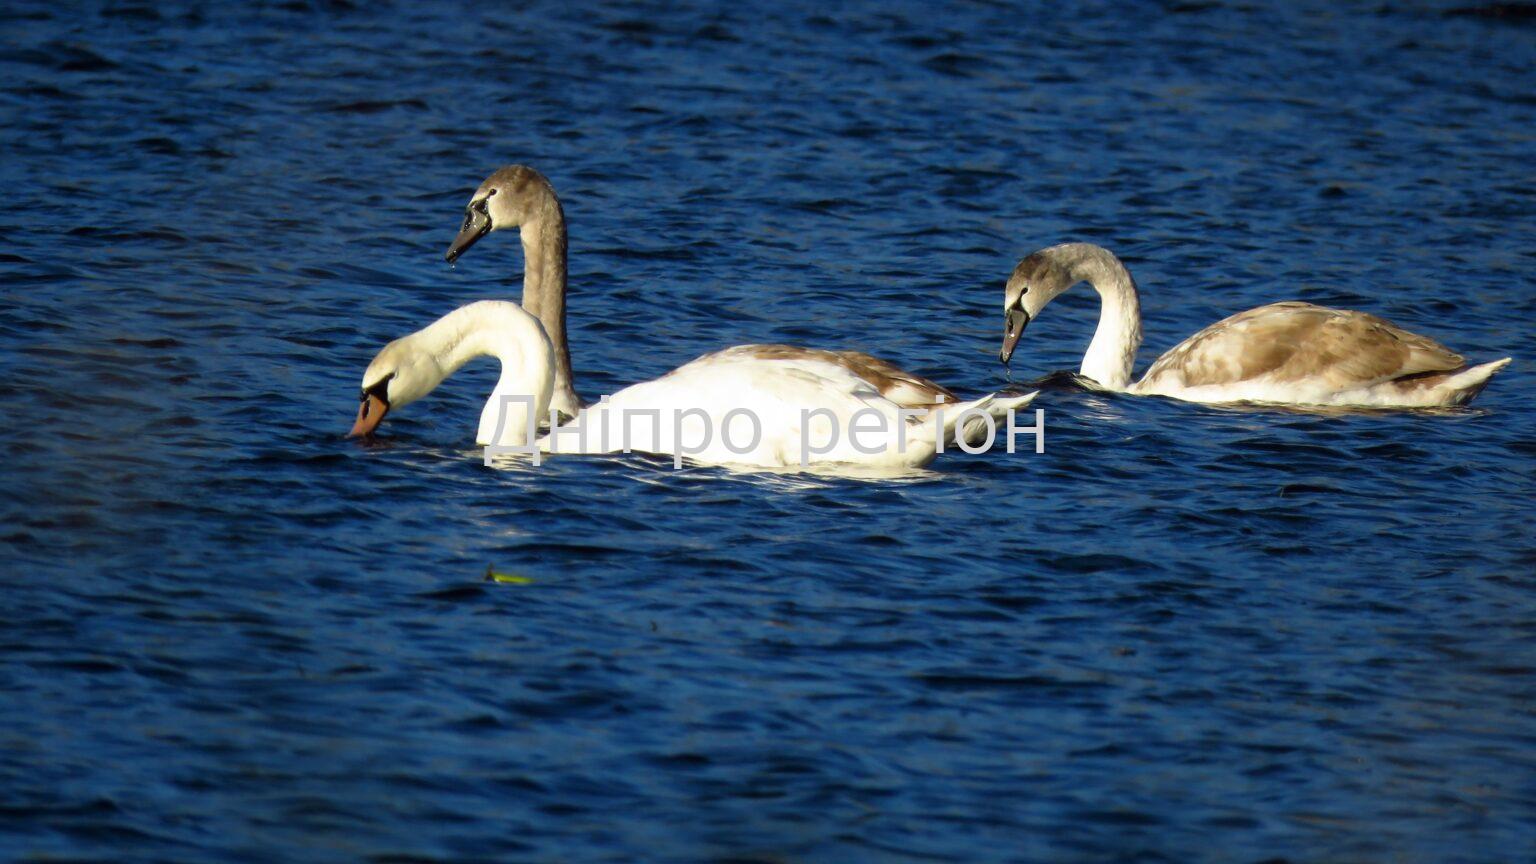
[349,301,1035,470]
[998,243,1511,408]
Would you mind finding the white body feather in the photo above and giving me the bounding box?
[539,347,1036,469]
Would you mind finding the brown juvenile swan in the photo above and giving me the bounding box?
[999,242,1510,408]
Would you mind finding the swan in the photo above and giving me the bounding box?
[348,300,1036,470]
[446,165,580,421]
[998,242,1511,408]
[350,300,554,447]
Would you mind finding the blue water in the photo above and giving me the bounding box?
[3,1,1535,861]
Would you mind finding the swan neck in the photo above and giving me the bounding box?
[1074,252,1142,391]
[519,192,578,418]
[422,302,555,446]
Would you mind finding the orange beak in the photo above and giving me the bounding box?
[349,394,388,437]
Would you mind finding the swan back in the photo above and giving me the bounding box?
[1134,302,1472,403]
[711,345,959,407]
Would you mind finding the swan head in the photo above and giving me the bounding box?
[445,165,554,264]
[1000,251,1070,365]
[1001,243,1138,366]
[348,336,443,437]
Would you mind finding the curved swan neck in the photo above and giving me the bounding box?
[518,186,578,418]
[1059,244,1142,391]
[416,301,555,446]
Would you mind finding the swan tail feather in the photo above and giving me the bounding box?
[1440,357,1511,405]
[929,391,1040,447]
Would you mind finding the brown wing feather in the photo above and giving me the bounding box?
[828,349,958,406]
[1140,302,1466,391]
[698,344,957,407]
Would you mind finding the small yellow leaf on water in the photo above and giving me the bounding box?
[484,566,534,585]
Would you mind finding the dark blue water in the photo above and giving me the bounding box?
[3,1,1535,861]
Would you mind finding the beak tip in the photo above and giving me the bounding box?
[350,395,388,438]
[999,309,1028,367]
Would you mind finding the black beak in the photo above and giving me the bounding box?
[446,207,491,264]
[1000,307,1030,365]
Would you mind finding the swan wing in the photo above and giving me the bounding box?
[704,345,958,407]
[1138,301,1466,393]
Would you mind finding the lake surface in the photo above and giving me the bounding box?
[2,1,1534,861]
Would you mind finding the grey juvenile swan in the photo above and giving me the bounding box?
[998,242,1511,408]
[446,166,581,421]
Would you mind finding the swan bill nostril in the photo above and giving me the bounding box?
[1000,308,1030,366]
[348,394,389,438]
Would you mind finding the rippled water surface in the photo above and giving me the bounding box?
[3,1,1535,861]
